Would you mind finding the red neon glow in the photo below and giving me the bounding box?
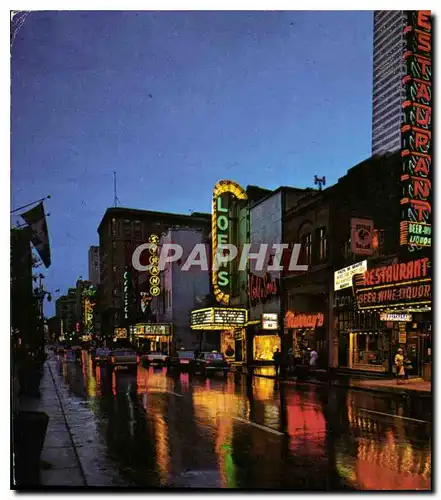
[401,11,432,250]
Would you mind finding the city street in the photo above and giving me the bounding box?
[48,351,431,490]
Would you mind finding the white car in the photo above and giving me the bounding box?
[142,352,169,367]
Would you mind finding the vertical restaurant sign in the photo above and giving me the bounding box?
[400,11,432,251]
[212,180,247,306]
[124,268,130,319]
[149,234,161,297]
[351,218,374,256]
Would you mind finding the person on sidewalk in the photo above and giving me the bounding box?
[309,348,318,369]
[273,348,281,378]
[287,348,294,375]
[394,348,405,385]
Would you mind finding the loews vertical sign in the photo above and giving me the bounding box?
[400,11,432,251]
[212,180,247,306]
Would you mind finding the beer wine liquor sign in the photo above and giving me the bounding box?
[212,180,247,306]
[400,11,432,251]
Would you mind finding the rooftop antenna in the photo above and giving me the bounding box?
[314,175,326,191]
[113,171,121,207]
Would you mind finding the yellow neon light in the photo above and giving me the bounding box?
[212,180,247,306]
[358,301,431,311]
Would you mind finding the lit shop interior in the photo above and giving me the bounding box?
[285,310,326,362]
[247,314,281,363]
[129,323,173,354]
[190,307,248,363]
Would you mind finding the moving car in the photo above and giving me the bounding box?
[142,352,169,367]
[92,347,112,366]
[194,351,230,377]
[109,349,139,372]
[167,350,196,372]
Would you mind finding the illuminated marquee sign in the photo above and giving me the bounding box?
[400,11,432,251]
[135,323,171,336]
[353,258,431,311]
[380,313,412,322]
[190,307,248,330]
[212,180,247,306]
[261,313,278,330]
[334,260,367,291]
[149,234,161,297]
[285,311,324,329]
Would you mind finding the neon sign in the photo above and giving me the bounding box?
[353,258,432,311]
[149,234,161,297]
[212,180,247,305]
[285,311,324,329]
[400,11,432,251]
[248,273,279,305]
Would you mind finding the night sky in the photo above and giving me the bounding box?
[11,10,373,315]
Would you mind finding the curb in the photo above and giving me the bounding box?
[250,372,432,398]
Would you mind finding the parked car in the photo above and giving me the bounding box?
[109,349,139,372]
[65,346,82,363]
[167,350,196,372]
[92,347,112,367]
[142,352,169,367]
[194,351,229,377]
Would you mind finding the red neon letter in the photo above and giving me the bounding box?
[410,200,431,221]
[417,11,431,31]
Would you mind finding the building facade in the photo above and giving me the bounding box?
[372,10,405,155]
[97,207,210,339]
[55,288,77,336]
[88,246,100,285]
[148,228,211,352]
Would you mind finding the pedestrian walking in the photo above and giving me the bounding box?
[394,348,405,384]
[309,348,318,368]
[273,348,281,378]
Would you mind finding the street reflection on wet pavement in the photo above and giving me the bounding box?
[55,351,431,490]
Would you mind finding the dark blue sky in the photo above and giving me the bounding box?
[11,10,373,315]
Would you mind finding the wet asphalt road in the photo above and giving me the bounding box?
[53,351,431,490]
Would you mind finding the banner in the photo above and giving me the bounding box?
[21,202,51,268]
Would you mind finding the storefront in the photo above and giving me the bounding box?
[190,307,248,363]
[246,314,281,364]
[285,310,326,365]
[351,257,432,378]
[130,323,173,354]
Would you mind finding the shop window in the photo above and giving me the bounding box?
[253,335,281,361]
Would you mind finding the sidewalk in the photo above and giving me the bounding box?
[16,361,87,487]
[15,353,128,488]
[247,365,431,397]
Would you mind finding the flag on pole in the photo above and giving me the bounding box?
[21,202,51,268]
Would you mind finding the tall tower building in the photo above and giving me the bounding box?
[372,10,406,155]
